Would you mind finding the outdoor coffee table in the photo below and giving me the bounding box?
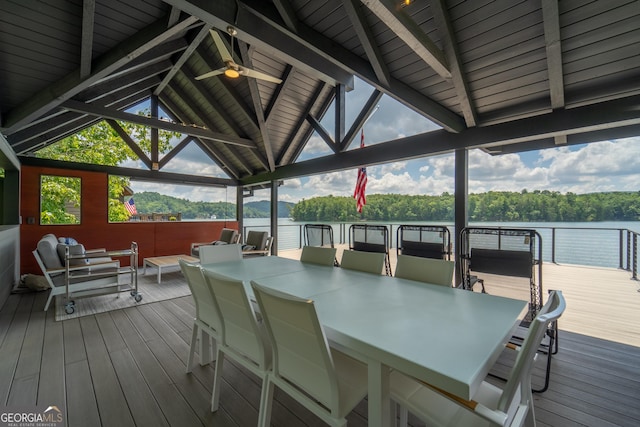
[143,254,199,284]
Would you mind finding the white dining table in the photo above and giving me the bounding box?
[202,256,526,427]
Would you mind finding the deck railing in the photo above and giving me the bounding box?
[243,222,639,280]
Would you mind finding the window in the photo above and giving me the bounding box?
[108,176,235,222]
[40,175,81,224]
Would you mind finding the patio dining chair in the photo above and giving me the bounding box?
[391,290,566,427]
[395,254,455,287]
[349,224,392,275]
[179,259,221,372]
[340,249,386,275]
[203,270,272,418]
[191,227,240,257]
[300,245,337,267]
[251,282,368,427]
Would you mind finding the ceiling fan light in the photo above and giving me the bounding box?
[224,68,240,78]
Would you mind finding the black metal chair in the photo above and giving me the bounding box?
[459,226,557,393]
[396,225,451,260]
[304,224,338,266]
[349,224,391,276]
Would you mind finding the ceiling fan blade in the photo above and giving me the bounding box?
[240,67,283,84]
[209,29,234,63]
[195,67,226,80]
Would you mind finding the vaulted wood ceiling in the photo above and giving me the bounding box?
[1,0,639,186]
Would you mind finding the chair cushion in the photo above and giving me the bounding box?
[36,234,63,269]
[56,243,90,266]
[245,231,267,250]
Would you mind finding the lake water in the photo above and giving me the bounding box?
[243,218,640,269]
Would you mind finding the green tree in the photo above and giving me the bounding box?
[36,115,179,223]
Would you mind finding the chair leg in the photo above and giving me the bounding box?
[198,329,211,366]
[44,290,55,312]
[533,326,557,394]
[211,349,225,412]
[257,378,274,427]
[186,324,198,373]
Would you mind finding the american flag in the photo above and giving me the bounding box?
[353,129,367,213]
[124,197,137,215]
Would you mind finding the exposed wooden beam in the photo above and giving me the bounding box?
[154,24,210,95]
[289,84,335,164]
[265,65,294,123]
[163,0,354,88]
[164,0,464,131]
[306,115,337,153]
[168,7,182,27]
[239,42,276,172]
[542,0,564,110]
[80,0,96,79]
[341,89,383,151]
[272,0,299,33]
[241,94,640,184]
[9,77,160,149]
[1,14,199,134]
[61,99,256,148]
[150,95,159,166]
[335,84,345,148]
[158,136,193,169]
[18,155,237,187]
[106,119,152,169]
[158,93,243,179]
[343,0,390,87]
[277,82,329,165]
[431,0,477,127]
[359,0,451,79]
[12,87,156,154]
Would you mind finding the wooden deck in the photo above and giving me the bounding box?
[0,255,639,426]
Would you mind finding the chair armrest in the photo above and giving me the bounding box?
[85,248,107,254]
[191,242,212,250]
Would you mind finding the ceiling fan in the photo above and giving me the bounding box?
[195,26,283,84]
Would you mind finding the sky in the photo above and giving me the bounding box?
[128,78,640,204]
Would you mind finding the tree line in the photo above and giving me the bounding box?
[291,191,640,222]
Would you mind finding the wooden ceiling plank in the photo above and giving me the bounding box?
[2,14,199,134]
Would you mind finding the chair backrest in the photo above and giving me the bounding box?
[498,290,566,423]
[300,246,337,266]
[349,224,389,254]
[179,259,222,333]
[219,228,239,244]
[245,230,269,250]
[304,224,335,247]
[199,244,242,265]
[251,282,339,411]
[203,270,270,369]
[395,254,454,287]
[340,250,385,275]
[397,225,451,260]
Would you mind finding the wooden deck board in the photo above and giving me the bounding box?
[0,261,639,426]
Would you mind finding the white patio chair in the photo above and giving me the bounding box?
[199,243,242,265]
[340,249,385,275]
[203,270,272,418]
[179,259,222,372]
[300,245,337,267]
[394,254,455,287]
[391,290,566,427]
[251,282,368,427]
